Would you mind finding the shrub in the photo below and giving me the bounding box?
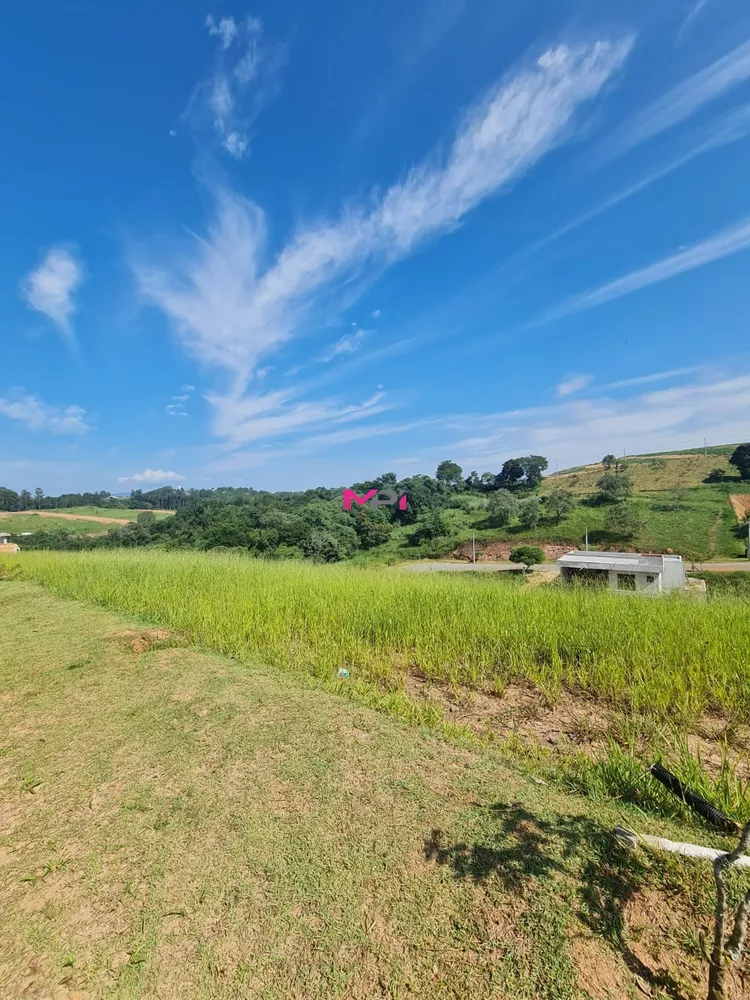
[486,489,517,526]
[604,502,643,539]
[509,545,545,570]
[517,496,542,529]
[596,472,632,503]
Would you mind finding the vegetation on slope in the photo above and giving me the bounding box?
[2,445,749,562]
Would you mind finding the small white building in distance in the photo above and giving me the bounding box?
[0,531,20,554]
[556,550,686,594]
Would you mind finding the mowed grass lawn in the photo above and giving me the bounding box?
[2,581,749,1000]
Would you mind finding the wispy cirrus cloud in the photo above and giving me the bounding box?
[439,371,750,474]
[597,36,750,162]
[322,325,369,362]
[117,468,186,483]
[677,0,714,44]
[20,246,85,344]
[556,373,592,397]
[185,13,284,159]
[537,213,750,326]
[0,393,91,434]
[523,102,750,264]
[600,366,700,390]
[206,389,390,444]
[137,36,633,443]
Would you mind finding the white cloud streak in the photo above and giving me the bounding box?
[138,37,633,442]
[0,394,91,435]
[205,389,390,444]
[524,102,750,263]
[188,14,282,159]
[677,0,713,44]
[205,14,238,50]
[20,247,85,342]
[600,366,700,390]
[322,326,368,361]
[556,373,592,397]
[539,214,750,325]
[442,372,750,474]
[117,469,186,483]
[598,36,750,161]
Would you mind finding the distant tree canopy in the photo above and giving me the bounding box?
[545,488,574,523]
[729,443,750,480]
[704,467,726,484]
[435,460,464,489]
[486,489,517,527]
[2,452,554,560]
[496,455,548,491]
[604,502,643,539]
[596,472,632,504]
[602,454,617,470]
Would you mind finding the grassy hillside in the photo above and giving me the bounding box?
[2,578,749,999]
[0,513,113,535]
[357,448,748,563]
[38,505,174,519]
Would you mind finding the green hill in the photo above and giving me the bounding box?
[358,446,749,564]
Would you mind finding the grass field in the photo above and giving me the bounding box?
[0,513,114,535]
[36,506,174,520]
[5,550,750,724]
[2,580,749,999]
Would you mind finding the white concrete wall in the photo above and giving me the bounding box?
[661,556,686,591]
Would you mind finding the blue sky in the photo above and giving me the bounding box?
[3,0,750,493]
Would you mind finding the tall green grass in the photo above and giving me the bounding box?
[4,549,750,724]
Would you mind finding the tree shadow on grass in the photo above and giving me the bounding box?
[423,803,691,1000]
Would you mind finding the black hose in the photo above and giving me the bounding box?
[649,763,739,834]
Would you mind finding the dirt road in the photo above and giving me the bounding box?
[0,510,157,526]
[403,560,750,573]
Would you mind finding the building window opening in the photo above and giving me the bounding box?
[617,573,636,591]
[646,574,655,584]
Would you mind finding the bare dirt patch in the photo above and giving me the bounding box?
[112,629,186,654]
[729,494,750,521]
[0,511,134,525]
[404,675,750,779]
[451,541,573,561]
[624,888,750,999]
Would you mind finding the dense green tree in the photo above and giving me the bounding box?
[410,509,452,546]
[0,487,20,511]
[517,496,542,529]
[545,488,574,523]
[486,489,517,527]
[729,443,750,480]
[495,455,548,491]
[19,489,32,509]
[435,460,463,490]
[464,470,482,491]
[509,545,545,571]
[604,502,643,539]
[602,454,617,470]
[596,472,632,503]
[704,467,726,484]
[495,459,525,490]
